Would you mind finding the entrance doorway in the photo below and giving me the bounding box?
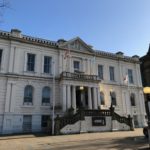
[76,86,88,109]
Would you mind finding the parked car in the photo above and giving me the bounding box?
[143,126,148,138]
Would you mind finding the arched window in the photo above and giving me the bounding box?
[24,85,33,104]
[42,87,50,104]
[110,91,117,106]
[100,92,105,105]
[130,93,136,106]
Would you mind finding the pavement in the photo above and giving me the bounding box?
[0,128,149,150]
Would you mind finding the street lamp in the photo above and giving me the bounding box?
[80,86,84,90]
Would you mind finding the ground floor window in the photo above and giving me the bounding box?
[41,115,50,128]
[133,115,138,127]
[23,115,32,132]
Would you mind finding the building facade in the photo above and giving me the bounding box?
[0,29,146,134]
[140,46,150,116]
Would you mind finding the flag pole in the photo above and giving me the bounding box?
[52,60,55,135]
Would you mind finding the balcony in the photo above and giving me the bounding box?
[60,71,101,82]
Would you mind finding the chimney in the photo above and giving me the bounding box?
[116,51,124,58]
[11,29,22,38]
[132,55,139,61]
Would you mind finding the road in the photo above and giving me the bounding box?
[0,128,149,150]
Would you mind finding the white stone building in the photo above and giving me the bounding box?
[0,29,146,134]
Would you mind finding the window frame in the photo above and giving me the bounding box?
[41,115,50,128]
[43,56,52,74]
[42,86,51,105]
[109,66,115,81]
[27,53,35,72]
[73,60,80,72]
[110,91,117,106]
[128,69,134,84]
[130,93,136,106]
[100,91,105,105]
[98,65,103,79]
[24,85,33,105]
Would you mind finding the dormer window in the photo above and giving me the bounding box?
[74,61,80,72]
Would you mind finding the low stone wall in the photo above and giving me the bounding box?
[60,116,112,134]
[60,116,131,134]
[112,120,130,131]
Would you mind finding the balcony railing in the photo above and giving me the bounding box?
[60,71,101,82]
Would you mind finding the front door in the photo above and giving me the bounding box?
[76,86,88,109]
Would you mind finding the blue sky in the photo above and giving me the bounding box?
[0,0,150,57]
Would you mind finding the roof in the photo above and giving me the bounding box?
[0,29,140,63]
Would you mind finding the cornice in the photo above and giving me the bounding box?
[0,29,140,64]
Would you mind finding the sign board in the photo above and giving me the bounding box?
[92,116,106,126]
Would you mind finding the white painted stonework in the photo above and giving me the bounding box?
[0,29,147,134]
[60,117,112,134]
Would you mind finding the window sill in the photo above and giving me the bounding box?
[24,71,37,74]
[41,103,50,106]
[41,73,53,76]
[40,106,51,109]
[21,105,35,108]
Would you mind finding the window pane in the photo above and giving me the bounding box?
[44,56,52,73]
[42,87,50,103]
[110,92,117,106]
[41,115,50,127]
[24,85,33,103]
[27,53,35,71]
[98,65,103,79]
[23,115,32,132]
[74,61,80,71]
[128,69,134,83]
[100,92,105,105]
[130,93,135,106]
[109,66,115,81]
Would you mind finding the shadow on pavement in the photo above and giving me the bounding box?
[0,133,51,140]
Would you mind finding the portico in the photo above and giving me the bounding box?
[60,72,101,112]
[62,84,101,112]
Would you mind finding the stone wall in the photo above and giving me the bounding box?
[60,116,131,134]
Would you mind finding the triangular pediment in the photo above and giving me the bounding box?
[59,37,94,53]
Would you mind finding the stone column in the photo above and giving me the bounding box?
[62,85,67,112]
[67,85,71,109]
[72,86,76,112]
[4,82,12,112]
[97,87,101,108]
[8,46,15,73]
[93,87,98,109]
[88,87,92,109]
[59,53,63,74]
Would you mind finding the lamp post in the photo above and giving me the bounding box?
[143,87,150,147]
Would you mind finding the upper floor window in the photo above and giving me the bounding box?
[44,56,52,74]
[98,65,103,79]
[128,69,134,84]
[100,91,105,105]
[27,53,35,71]
[0,49,2,68]
[130,93,136,106]
[42,86,51,104]
[110,91,117,106]
[109,66,115,81]
[24,85,33,104]
[74,61,80,72]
